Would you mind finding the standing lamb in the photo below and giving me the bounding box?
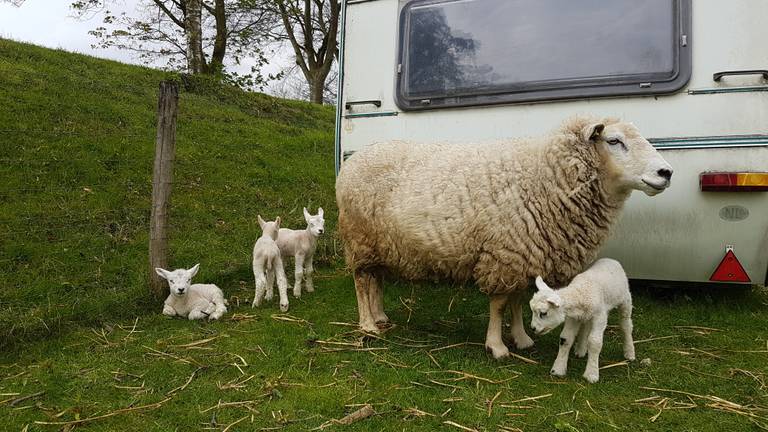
[156,264,228,320]
[336,115,672,359]
[529,258,634,383]
[276,207,325,298]
[252,215,290,312]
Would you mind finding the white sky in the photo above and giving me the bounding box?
[0,0,290,91]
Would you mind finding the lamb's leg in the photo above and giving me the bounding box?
[304,256,315,293]
[188,309,208,320]
[485,294,510,359]
[369,272,389,324]
[162,304,177,316]
[252,266,267,308]
[583,313,608,383]
[574,318,592,358]
[293,253,305,298]
[274,256,290,312]
[619,302,635,361]
[551,318,581,377]
[353,269,379,333]
[265,268,275,302]
[508,293,534,349]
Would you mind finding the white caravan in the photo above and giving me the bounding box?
[334,0,768,285]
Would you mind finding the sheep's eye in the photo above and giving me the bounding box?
[606,138,623,146]
[540,312,547,318]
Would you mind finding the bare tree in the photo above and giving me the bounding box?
[269,0,340,104]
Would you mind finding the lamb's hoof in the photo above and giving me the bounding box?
[279,303,289,312]
[625,353,636,362]
[574,349,587,358]
[306,286,314,293]
[485,344,510,360]
[251,300,260,308]
[293,291,302,299]
[513,334,535,350]
[550,367,566,377]
[583,371,599,383]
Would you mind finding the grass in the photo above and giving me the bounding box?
[1,39,767,431]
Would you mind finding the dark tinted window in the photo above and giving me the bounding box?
[397,0,691,109]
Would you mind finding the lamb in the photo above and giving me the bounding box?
[156,264,228,320]
[335,115,672,359]
[252,215,290,312]
[276,207,325,298]
[529,258,635,383]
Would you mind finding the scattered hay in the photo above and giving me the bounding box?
[633,335,678,344]
[599,361,630,370]
[34,396,173,426]
[312,404,375,430]
[171,335,224,349]
[271,314,311,326]
[443,420,479,431]
[640,386,768,428]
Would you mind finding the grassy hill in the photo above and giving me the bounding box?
[1,40,767,432]
[0,38,338,346]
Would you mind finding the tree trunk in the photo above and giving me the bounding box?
[309,76,325,104]
[209,0,227,75]
[185,0,206,74]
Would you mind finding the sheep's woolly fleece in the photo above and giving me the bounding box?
[337,116,635,296]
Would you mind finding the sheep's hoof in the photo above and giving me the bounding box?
[550,367,566,377]
[583,371,599,383]
[306,285,314,293]
[293,291,302,299]
[280,303,289,312]
[513,334,535,350]
[574,349,587,358]
[485,344,510,360]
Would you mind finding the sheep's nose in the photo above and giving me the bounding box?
[178,288,185,293]
[318,229,324,234]
[657,168,673,180]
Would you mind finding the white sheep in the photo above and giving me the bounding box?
[252,215,290,312]
[276,207,325,298]
[155,264,228,320]
[336,116,671,359]
[529,258,635,383]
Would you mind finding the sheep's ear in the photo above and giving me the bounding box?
[317,207,324,217]
[535,276,550,292]
[583,123,605,142]
[275,216,281,228]
[155,268,171,280]
[303,207,311,222]
[258,215,266,228]
[188,263,200,278]
[547,294,563,308]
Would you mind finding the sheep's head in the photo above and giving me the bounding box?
[258,215,281,240]
[155,264,199,297]
[304,207,325,236]
[582,120,673,197]
[529,276,566,335]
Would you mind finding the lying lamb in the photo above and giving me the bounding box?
[252,215,290,312]
[156,264,228,320]
[529,258,635,383]
[276,207,325,298]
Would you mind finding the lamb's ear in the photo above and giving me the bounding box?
[547,294,563,308]
[257,215,266,229]
[188,263,200,278]
[535,276,551,292]
[303,207,311,222]
[582,123,605,143]
[317,207,324,217]
[155,268,171,280]
[275,216,281,229]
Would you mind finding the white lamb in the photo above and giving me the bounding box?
[529,258,635,383]
[252,215,290,312]
[156,264,228,320]
[276,207,325,298]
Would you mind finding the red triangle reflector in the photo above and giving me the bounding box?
[709,250,750,283]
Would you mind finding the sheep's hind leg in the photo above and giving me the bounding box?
[551,318,581,377]
[583,313,608,383]
[619,302,635,361]
[274,256,290,312]
[369,272,389,324]
[252,268,267,308]
[354,269,379,333]
[304,256,315,293]
[485,294,510,359]
[293,253,305,298]
[574,318,591,358]
[508,292,534,349]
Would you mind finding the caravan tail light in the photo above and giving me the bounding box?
[700,172,768,192]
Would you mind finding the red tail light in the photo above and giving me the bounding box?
[709,249,750,283]
[700,172,768,192]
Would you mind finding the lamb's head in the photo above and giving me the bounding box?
[529,276,566,335]
[304,207,325,236]
[258,215,281,240]
[580,118,673,197]
[155,264,199,297]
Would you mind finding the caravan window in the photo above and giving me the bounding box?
[396,0,691,110]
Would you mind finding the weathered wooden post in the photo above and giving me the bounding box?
[149,81,179,298]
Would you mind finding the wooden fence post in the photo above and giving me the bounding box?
[149,81,179,298]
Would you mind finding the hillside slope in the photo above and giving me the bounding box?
[0,39,337,346]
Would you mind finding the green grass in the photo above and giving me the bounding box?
[1,39,767,431]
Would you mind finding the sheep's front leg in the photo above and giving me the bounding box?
[369,272,388,324]
[188,309,208,320]
[583,313,608,383]
[353,269,379,333]
[551,318,581,377]
[162,304,177,317]
[293,253,305,298]
[274,256,290,312]
[619,302,635,361]
[485,294,510,359]
[508,293,534,349]
[304,256,315,293]
[574,318,592,358]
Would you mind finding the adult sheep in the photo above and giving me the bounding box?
[336,116,672,359]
